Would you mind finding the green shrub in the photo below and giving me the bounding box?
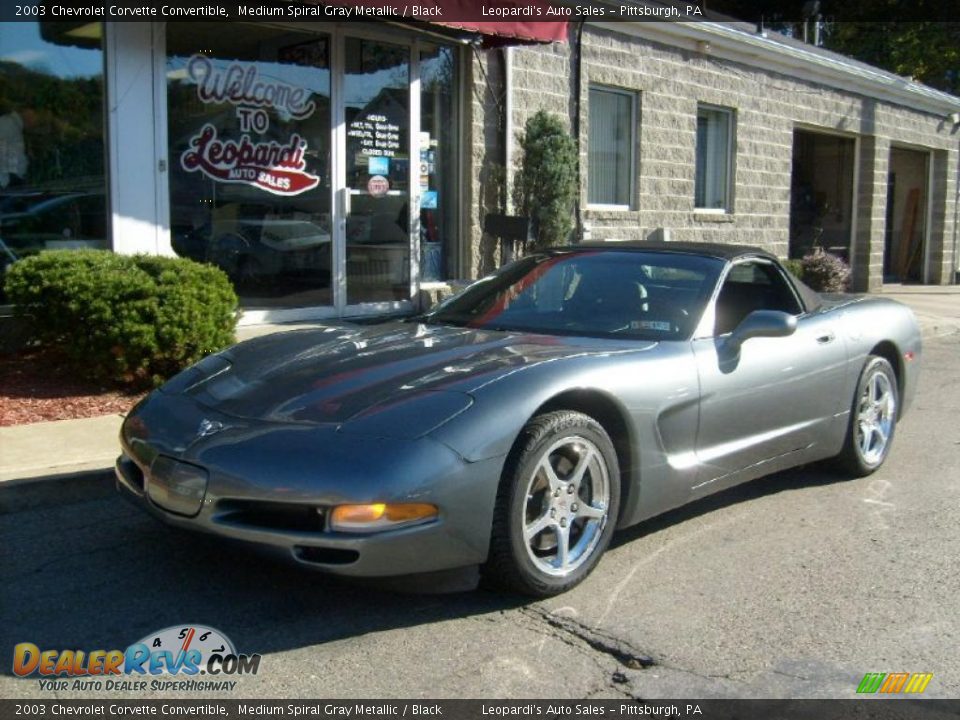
[799,249,852,293]
[783,258,805,282]
[513,110,579,250]
[4,250,238,387]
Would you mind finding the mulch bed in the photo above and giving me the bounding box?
[0,349,145,427]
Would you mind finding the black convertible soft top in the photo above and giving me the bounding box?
[568,240,777,261]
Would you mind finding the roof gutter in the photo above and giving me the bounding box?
[591,21,960,117]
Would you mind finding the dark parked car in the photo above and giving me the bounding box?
[0,191,107,255]
[0,191,108,301]
[171,203,331,290]
[117,242,921,596]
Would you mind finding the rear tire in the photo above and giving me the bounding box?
[836,355,899,477]
[482,411,620,597]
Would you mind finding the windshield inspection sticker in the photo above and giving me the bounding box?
[631,320,672,331]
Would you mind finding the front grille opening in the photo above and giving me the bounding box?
[117,455,145,492]
[294,546,360,566]
[216,500,325,533]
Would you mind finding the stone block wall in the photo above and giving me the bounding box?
[464,46,505,280]
[468,23,960,288]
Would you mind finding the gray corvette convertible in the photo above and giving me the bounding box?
[117,242,921,596]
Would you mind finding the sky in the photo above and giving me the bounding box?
[0,23,103,79]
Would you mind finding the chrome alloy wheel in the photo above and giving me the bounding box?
[856,368,896,466]
[522,436,610,577]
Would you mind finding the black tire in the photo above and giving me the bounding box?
[482,411,621,597]
[836,355,899,477]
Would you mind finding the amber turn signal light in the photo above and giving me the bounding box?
[329,503,438,533]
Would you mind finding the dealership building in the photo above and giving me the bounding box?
[1,9,958,325]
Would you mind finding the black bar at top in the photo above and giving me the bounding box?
[1,0,957,23]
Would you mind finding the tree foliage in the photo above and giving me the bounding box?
[513,111,579,250]
[822,21,959,96]
[0,61,105,187]
[701,1,958,95]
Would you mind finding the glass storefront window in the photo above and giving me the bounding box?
[166,23,332,308]
[0,22,107,297]
[343,37,410,305]
[420,45,458,282]
[166,25,460,312]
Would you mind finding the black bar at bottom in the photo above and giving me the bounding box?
[1,699,957,720]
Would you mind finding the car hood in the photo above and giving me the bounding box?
[182,321,654,428]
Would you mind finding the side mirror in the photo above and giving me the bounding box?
[723,310,797,356]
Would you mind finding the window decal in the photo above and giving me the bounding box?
[178,54,320,196]
[180,124,319,196]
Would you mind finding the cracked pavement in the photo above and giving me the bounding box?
[2,335,958,700]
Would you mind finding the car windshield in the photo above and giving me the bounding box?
[423,250,725,340]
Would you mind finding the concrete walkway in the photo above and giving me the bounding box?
[878,284,960,339]
[0,414,124,483]
[1,286,957,488]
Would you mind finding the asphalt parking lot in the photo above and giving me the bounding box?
[2,334,957,701]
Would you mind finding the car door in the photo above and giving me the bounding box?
[691,258,847,494]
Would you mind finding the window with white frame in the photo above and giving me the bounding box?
[695,105,734,211]
[588,87,635,208]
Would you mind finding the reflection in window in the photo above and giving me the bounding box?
[0,22,107,296]
[343,37,410,304]
[420,45,458,282]
[695,105,734,211]
[166,23,332,308]
[588,87,635,207]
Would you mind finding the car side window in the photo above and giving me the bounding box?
[714,260,803,335]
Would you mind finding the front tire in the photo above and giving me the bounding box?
[483,411,620,597]
[836,355,899,477]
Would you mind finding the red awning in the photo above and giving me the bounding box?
[319,0,569,44]
[432,0,569,44]
[435,20,569,44]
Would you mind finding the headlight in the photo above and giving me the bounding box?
[147,456,209,517]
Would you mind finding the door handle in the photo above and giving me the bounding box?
[816,332,835,344]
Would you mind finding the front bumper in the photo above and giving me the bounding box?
[116,395,505,577]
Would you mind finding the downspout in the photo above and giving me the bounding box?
[572,21,585,242]
[954,130,960,284]
[504,46,514,215]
